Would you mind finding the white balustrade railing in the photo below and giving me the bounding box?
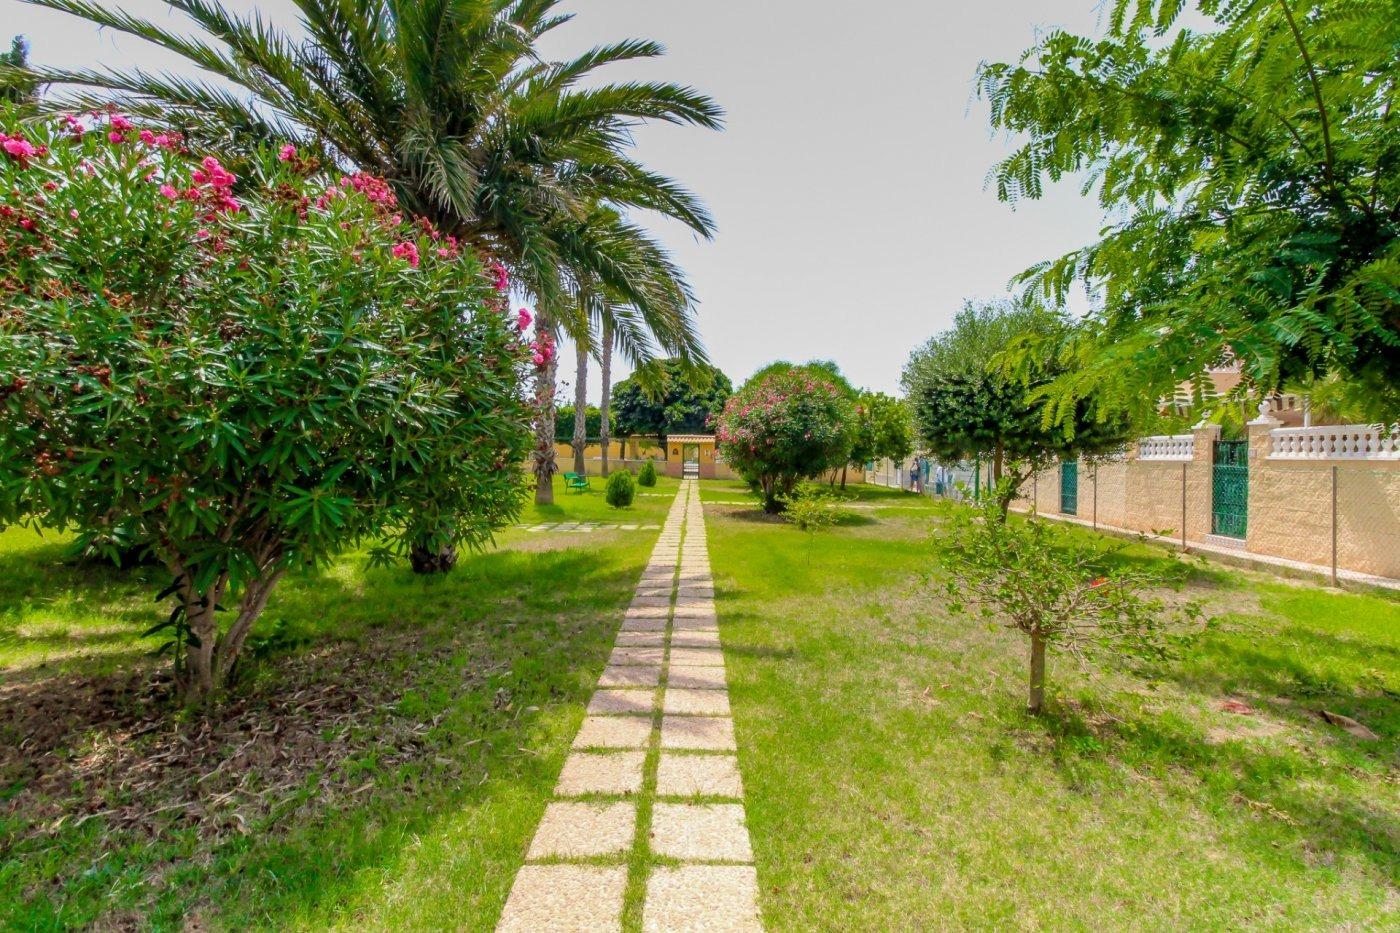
[1269,425,1399,460]
[1137,434,1195,461]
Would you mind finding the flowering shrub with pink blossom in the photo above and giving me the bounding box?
[715,369,855,513]
[0,113,533,702]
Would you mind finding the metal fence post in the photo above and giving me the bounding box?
[1331,465,1339,586]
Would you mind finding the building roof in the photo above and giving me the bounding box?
[667,434,716,443]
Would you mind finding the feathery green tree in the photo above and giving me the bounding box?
[978,0,1400,425]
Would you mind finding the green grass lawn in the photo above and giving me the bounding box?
[0,475,675,930]
[705,482,1400,929]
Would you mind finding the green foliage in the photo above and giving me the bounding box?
[612,358,732,441]
[933,487,1203,713]
[743,360,857,397]
[637,460,658,487]
[0,115,532,700]
[556,404,602,448]
[604,469,636,509]
[849,391,914,468]
[904,301,1130,509]
[978,0,1400,423]
[781,482,851,534]
[715,369,856,513]
[0,36,36,106]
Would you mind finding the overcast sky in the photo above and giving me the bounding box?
[4,0,1114,400]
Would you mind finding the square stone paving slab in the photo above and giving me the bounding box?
[667,665,726,689]
[626,604,671,619]
[670,630,720,648]
[661,715,736,751]
[677,586,715,599]
[574,715,654,749]
[649,803,753,862]
[588,688,656,715]
[671,616,719,633]
[555,751,646,797]
[615,631,666,647]
[668,647,724,667]
[630,596,672,609]
[599,665,662,688]
[608,647,666,666]
[499,865,628,932]
[635,587,673,599]
[656,753,744,798]
[673,602,716,617]
[663,688,731,716]
[527,801,636,859]
[642,865,761,933]
[621,616,667,633]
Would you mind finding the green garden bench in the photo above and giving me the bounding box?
[563,471,591,493]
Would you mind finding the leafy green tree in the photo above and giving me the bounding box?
[556,404,602,453]
[0,37,37,106]
[715,370,855,513]
[743,360,856,397]
[978,0,1400,424]
[933,490,1202,714]
[19,0,719,503]
[637,460,657,487]
[613,359,732,451]
[847,392,914,487]
[0,115,532,702]
[903,301,1129,515]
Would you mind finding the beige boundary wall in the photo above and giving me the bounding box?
[1013,419,1400,581]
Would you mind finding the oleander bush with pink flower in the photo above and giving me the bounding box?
[0,110,534,703]
[715,369,855,513]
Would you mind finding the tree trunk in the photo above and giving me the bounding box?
[410,543,458,575]
[599,324,612,476]
[1027,632,1047,715]
[533,316,559,506]
[573,338,588,476]
[840,465,848,489]
[176,566,284,704]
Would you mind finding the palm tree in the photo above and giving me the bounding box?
[571,320,590,477]
[599,320,614,474]
[21,0,719,508]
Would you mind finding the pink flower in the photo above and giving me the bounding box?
[278,144,297,162]
[488,259,509,292]
[69,209,79,220]
[139,129,156,145]
[517,308,533,330]
[108,131,125,144]
[3,136,38,165]
[109,114,134,131]
[532,352,547,367]
[392,241,420,268]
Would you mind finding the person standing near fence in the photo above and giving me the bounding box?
[909,460,922,494]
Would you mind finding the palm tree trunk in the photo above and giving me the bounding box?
[533,316,559,506]
[599,323,613,476]
[573,338,589,476]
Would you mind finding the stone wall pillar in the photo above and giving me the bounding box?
[1245,402,1282,553]
[1187,423,1221,543]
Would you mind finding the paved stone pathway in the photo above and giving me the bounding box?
[517,522,662,533]
[498,481,761,932]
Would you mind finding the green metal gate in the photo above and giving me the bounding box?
[1211,440,1248,538]
[1059,461,1078,515]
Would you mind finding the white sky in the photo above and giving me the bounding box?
[4,0,1114,400]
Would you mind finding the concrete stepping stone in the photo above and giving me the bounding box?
[649,803,753,862]
[670,630,720,648]
[669,648,724,667]
[556,751,646,797]
[661,715,736,751]
[673,602,716,617]
[616,631,666,647]
[635,587,673,599]
[609,647,666,666]
[599,665,662,687]
[630,596,673,609]
[499,865,628,932]
[527,801,636,859]
[671,616,719,633]
[588,689,657,715]
[656,753,744,799]
[667,666,726,690]
[574,715,654,749]
[620,617,667,633]
[642,865,761,933]
[677,586,715,599]
[663,688,731,716]
[627,604,671,619]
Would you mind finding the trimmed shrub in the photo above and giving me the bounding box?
[637,460,658,487]
[605,470,637,508]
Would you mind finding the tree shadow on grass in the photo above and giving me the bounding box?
[1030,696,1400,882]
[1,543,640,929]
